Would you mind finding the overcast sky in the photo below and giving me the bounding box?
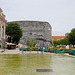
[0,0,75,36]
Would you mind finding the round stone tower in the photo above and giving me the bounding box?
[8,21,52,47]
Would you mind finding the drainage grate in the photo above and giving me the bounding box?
[36,69,53,72]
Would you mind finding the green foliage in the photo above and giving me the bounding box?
[31,47,38,50]
[26,40,30,47]
[52,38,69,48]
[32,39,36,47]
[26,47,30,50]
[3,45,6,49]
[26,39,36,47]
[52,39,58,47]
[67,28,75,47]
[49,48,54,52]
[49,48,71,53]
[25,47,38,51]
[59,38,69,45]
[71,28,75,33]
[6,23,22,44]
[60,48,71,52]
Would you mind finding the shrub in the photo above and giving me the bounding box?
[49,48,54,52]
[54,48,60,51]
[26,47,30,51]
[31,47,38,51]
[3,45,6,49]
[55,48,71,53]
[49,48,71,53]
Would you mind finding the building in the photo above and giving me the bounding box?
[52,36,66,40]
[8,21,52,47]
[0,8,7,47]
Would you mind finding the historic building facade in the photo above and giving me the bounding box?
[0,8,7,46]
[8,21,52,47]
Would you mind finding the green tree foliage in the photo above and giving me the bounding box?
[26,40,30,47]
[52,39,58,47]
[26,39,36,47]
[31,39,36,47]
[67,28,75,47]
[6,23,22,44]
[59,38,69,45]
[52,38,69,48]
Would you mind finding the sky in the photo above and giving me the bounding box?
[0,0,75,36]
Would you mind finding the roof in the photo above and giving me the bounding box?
[52,36,66,39]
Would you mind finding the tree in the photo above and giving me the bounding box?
[26,40,30,47]
[26,39,36,47]
[59,38,69,48]
[67,28,75,47]
[6,23,22,44]
[52,39,58,47]
[52,38,69,48]
[59,38,69,45]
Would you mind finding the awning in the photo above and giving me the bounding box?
[6,43,16,45]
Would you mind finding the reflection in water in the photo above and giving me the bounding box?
[0,54,75,75]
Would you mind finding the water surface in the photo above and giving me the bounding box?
[0,54,75,75]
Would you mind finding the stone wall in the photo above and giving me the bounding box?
[8,21,52,47]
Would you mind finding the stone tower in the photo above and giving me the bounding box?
[8,21,52,47]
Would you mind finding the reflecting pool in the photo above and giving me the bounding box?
[0,54,75,75]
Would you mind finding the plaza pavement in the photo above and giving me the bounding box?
[0,48,75,57]
[0,48,51,54]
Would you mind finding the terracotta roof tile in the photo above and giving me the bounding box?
[52,36,66,39]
